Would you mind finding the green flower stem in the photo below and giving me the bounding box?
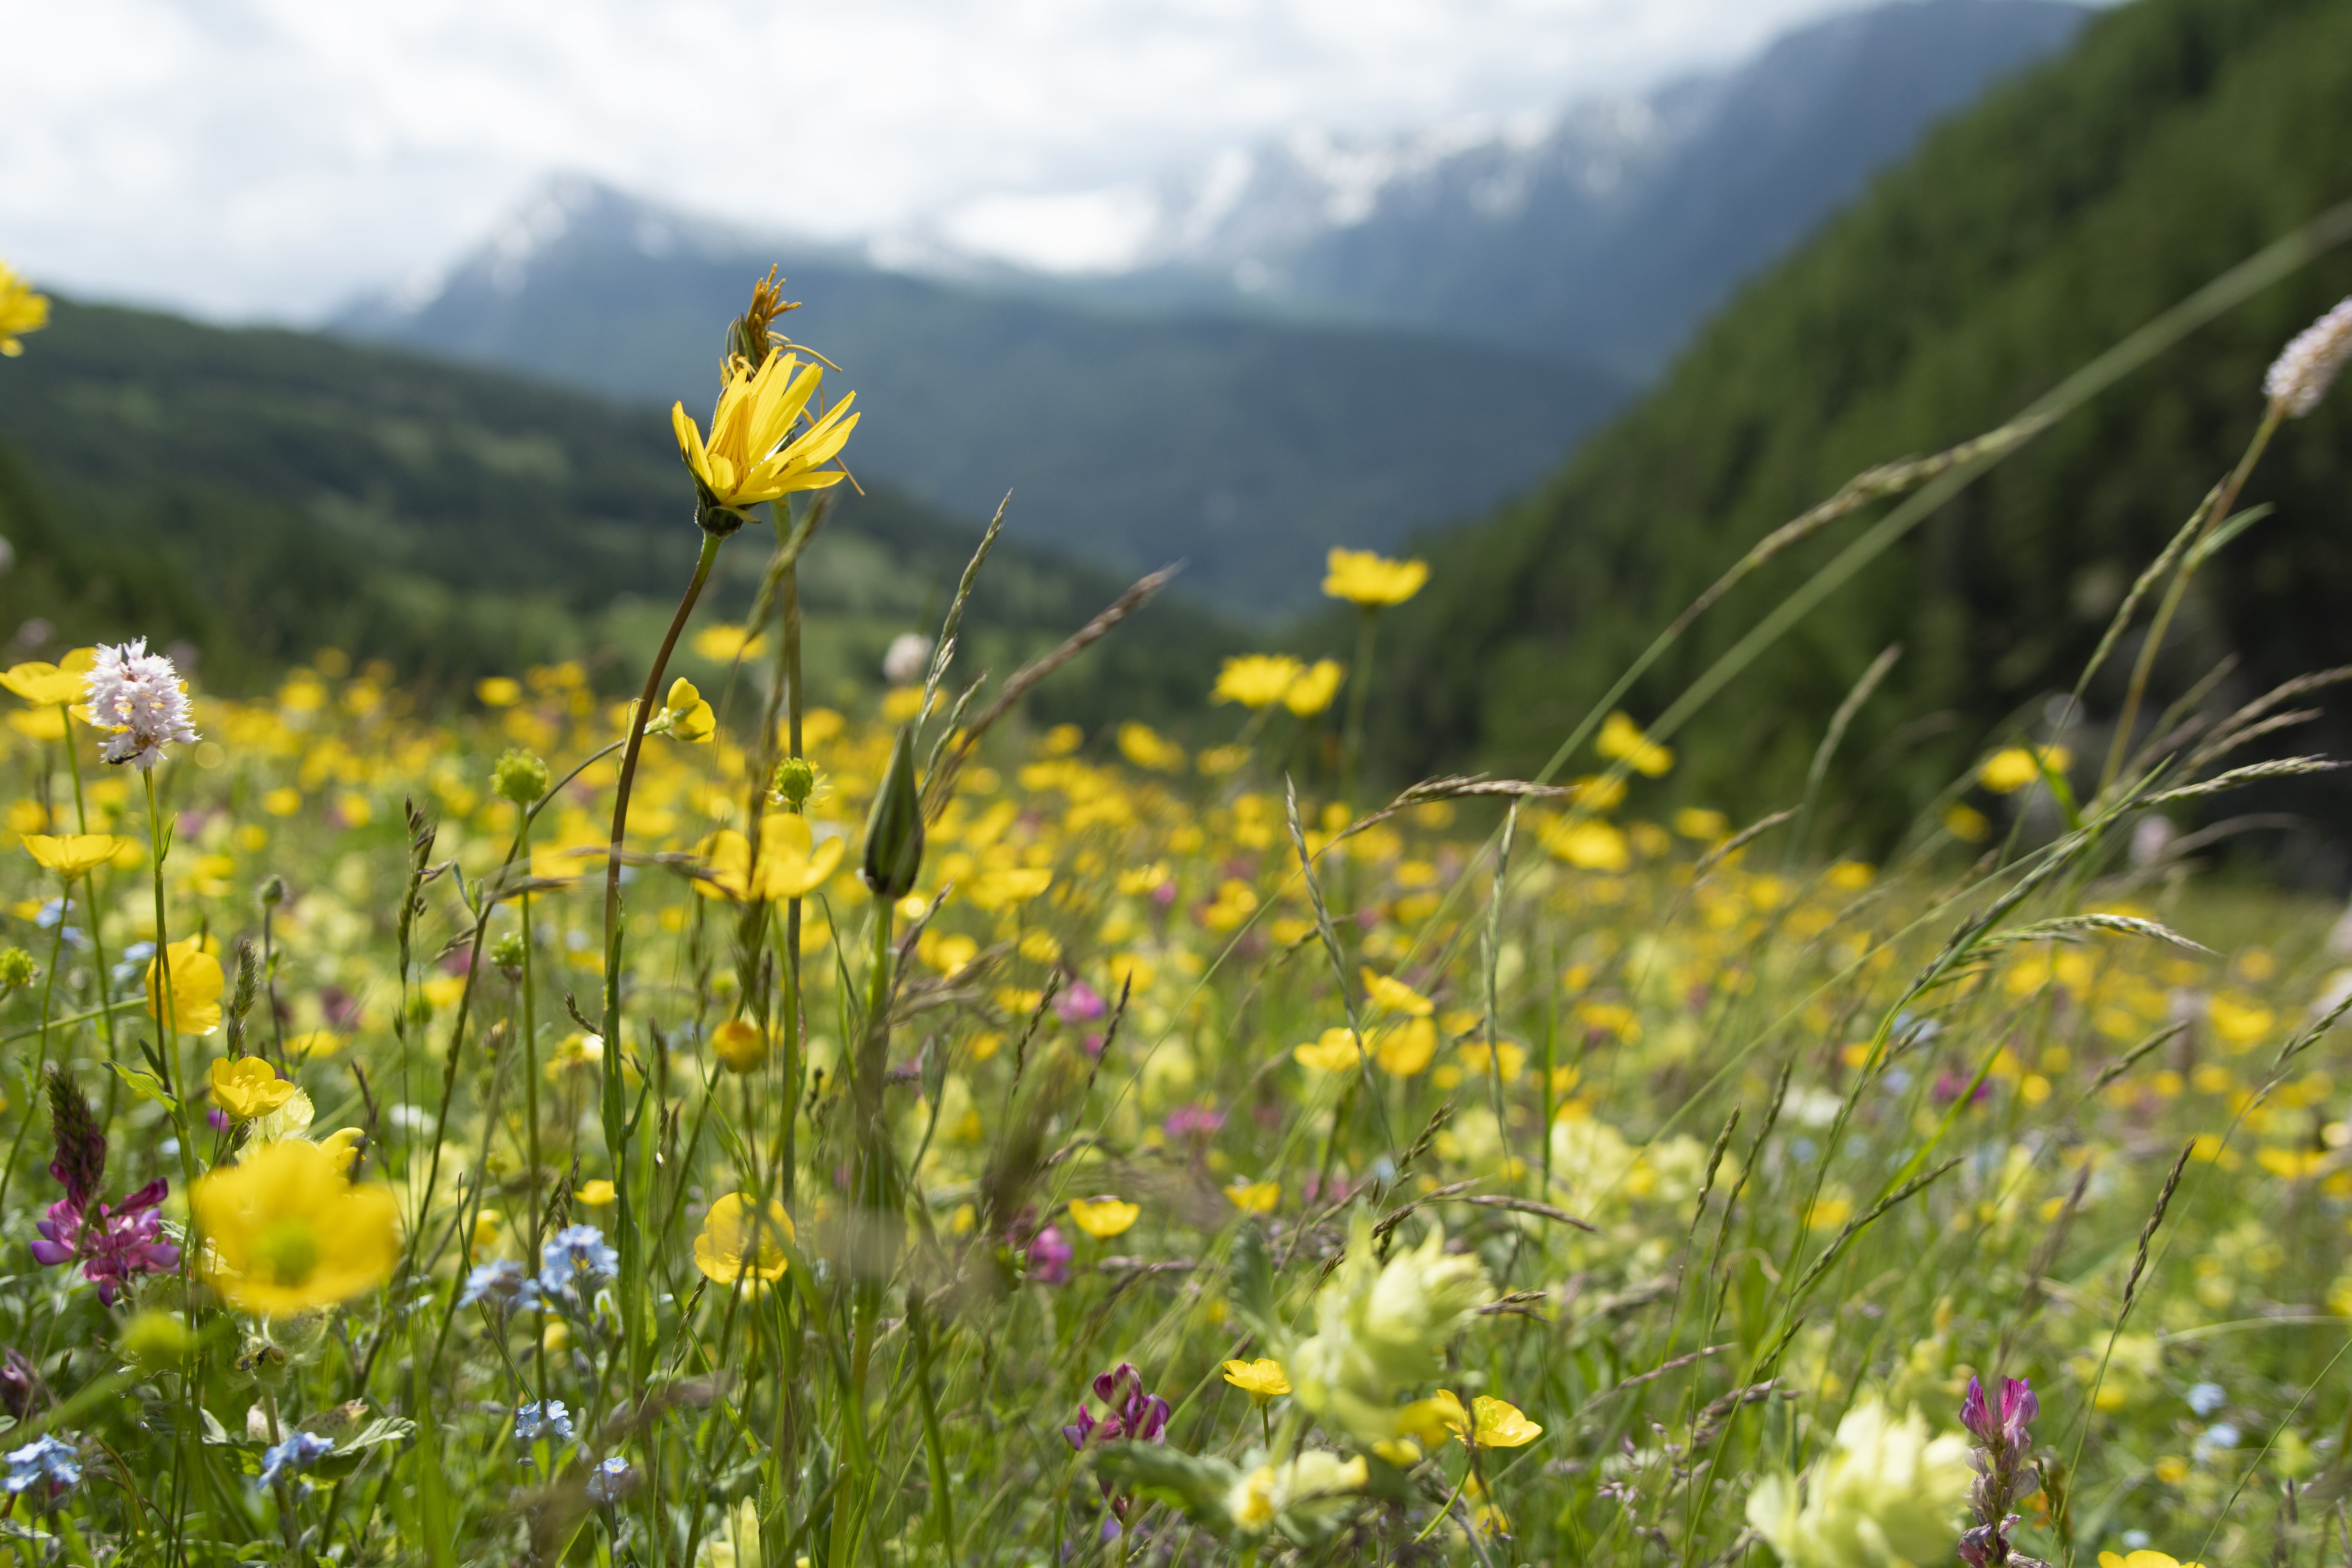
[2097,400,2283,798]
[1341,606,1379,807]
[601,527,726,1385]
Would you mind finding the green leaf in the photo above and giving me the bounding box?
[1229,1222,1278,1340]
[109,1062,176,1111]
[1090,1445,1243,1533]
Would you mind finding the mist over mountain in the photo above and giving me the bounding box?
[924,0,2092,378]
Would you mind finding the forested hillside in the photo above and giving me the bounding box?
[1373,0,2352,862]
[0,300,1236,724]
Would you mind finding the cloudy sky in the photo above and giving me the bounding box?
[7,0,1927,323]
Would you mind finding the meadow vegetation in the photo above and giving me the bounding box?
[0,245,2347,1568]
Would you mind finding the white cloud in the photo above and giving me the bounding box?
[0,0,1929,321]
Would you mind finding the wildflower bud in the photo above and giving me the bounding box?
[772,756,815,809]
[259,875,286,910]
[490,932,528,973]
[493,749,549,806]
[225,939,260,1054]
[0,1349,40,1420]
[860,725,926,901]
[2266,296,2352,417]
[0,946,36,993]
[119,1310,196,1369]
[44,1067,105,1211]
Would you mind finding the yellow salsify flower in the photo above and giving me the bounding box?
[1222,1358,1291,1404]
[1294,1026,1366,1072]
[672,351,859,531]
[209,1056,298,1120]
[693,1193,795,1290]
[1979,744,2070,795]
[0,261,49,358]
[149,938,225,1036]
[1323,547,1429,607]
[1429,1389,1544,1448]
[696,815,847,903]
[22,834,128,878]
[1067,1196,1140,1240]
[191,1138,401,1315]
[1213,654,1305,709]
[1284,659,1345,717]
[1596,710,1673,776]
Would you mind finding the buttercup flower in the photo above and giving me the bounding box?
[22,835,128,879]
[191,1139,401,1316]
[1067,1197,1140,1240]
[1430,1390,1544,1448]
[1597,710,1674,777]
[672,351,859,532]
[696,815,846,903]
[1222,1358,1292,1404]
[1214,654,1307,709]
[1284,659,1345,716]
[83,639,198,769]
[1,654,92,707]
[209,1056,297,1120]
[1746,1398,1972,1568]
[711,1018,769,1072]
[1323,548,1429,607]
[146,938,225,1037]
[693,1194,795,1291]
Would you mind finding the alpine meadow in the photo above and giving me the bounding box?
[4,0,2352,1564]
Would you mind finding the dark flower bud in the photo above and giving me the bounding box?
[860,726,925,901]
[258,875,286,910]
[44,1067,104,1211]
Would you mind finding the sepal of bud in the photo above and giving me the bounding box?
[860,725,926,900]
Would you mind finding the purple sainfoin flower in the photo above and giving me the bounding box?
[1061,1363,1170,1450]
[1026,1224,1073,1285]
[29,1070,179,1304]
[1957,1376,2047,1568]
[1062,1364,1170,1545]
[1162,1104,1224,1143]
[1056,981,1107,1025]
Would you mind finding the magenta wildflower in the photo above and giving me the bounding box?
[1026,1224,1073,1285]
[1062,1363,1171,1545]
[1957,1375,2047,1568]
[27,1070,179,1305]
[1056,981,1107,1025]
